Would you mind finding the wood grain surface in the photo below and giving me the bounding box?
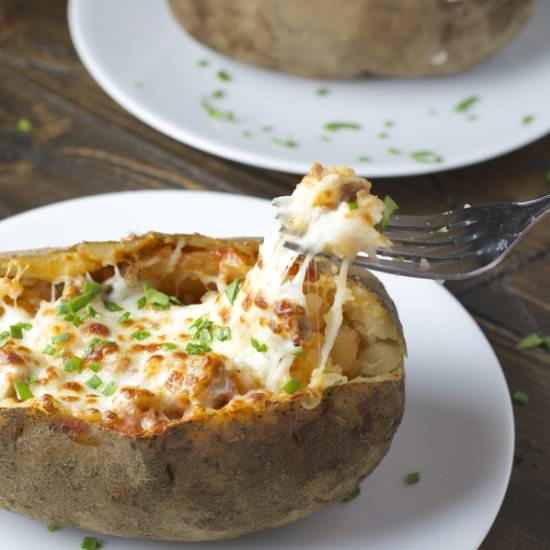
[1,1,549,548]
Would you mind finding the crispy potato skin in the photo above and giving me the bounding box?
[0,233,405,541]
[0,380,403,541]
[169,0,535,78]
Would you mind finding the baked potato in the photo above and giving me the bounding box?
[169,0,535,78]
[0,165,405,541]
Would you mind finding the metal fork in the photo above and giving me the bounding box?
[282,193,550,281]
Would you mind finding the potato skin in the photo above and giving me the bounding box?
[169,0,535,78]
[0,380,403,540]
[0,234,405,541]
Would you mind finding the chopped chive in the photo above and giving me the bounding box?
[453,95,479,113]
[131,330,151,341]
[84,337,102,354]
[225,278,241,305]
[86,305,98,318]
[379,195,399,231]
[212,89,225,99]
[185,342,211,355]
[405,471,421,485]
[214,326,231,342]
[197,59,209,67]
[342,485,360,502]
[56,299,70,315]
[10,323,32,339]
[251,338,268,352]
[324,121,361,131]
[64,356,83,373]
[169,295,182,305]
[0,331,10,347]
[28,374,39,384]
[388,147,401,156]
[14,380,33,401]
[52,332,70,344]
[270,137,298,148]
[81,535,102,550]
[377,132,388,139]
[199,327,213,345]
[316,88,329,96]
[282,378,300,394]
[347,201,358,211]
[102,382,116,397]
[189,317,213,339]
[217,69,231,82]
[162,343,177,351]
[517,333,550,350]
[63,313,82,328]
[118,311,130,324]
[410,151,443,164]
[104,301,123,312]
[57,348,65,357]
[17,117,32,133]
[261,125,272,133]
[144,283,171,307]
[89,361,101,372]
[136,296,147,309]
[512,390,529,405]
[46,522,59,532]
[522,114,535,126]
[384,120,395,128]
[85,374,103,390]
[200,98,235,121]
[357,155,370,163]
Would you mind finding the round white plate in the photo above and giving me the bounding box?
[68,0,550,177]
[0,191,513,550]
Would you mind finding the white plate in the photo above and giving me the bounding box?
[0,191,513,550]
[68,0,550,177]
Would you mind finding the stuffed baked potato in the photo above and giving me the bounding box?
[0,165,405,541]
[169,0,535,78]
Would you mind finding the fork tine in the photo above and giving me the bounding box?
[388,208,481,230]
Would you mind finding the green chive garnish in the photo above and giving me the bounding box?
[118,311,130,324]
[15,380,33,401]
[512,390,529,405]
[9,322,32,339]
[522,114,535,126]
[388,147,401,156]
[102,382,116,397]
[212,89,225,99]
[324,122,361,131]
[46,522,59,532]
[453,95,479,113]
[270,137,298,148]
[379,195,399,231]
[144,282,171,307]
[81,535,102,550]
[214,326,231,342]
[517,333,550,350]
[348,201,358,211]
[342,485,360,502]
[217,69,231,82]
[162,343,177,351]
[316,88,329,96]
[410,151,443,164]
[357,155,370,163]
[185,342,211,355]
[251,338,268,352]
[131,330,151,341]
[0,331,10,347]
[225,278,241,305]
[84,337,102,354]
[89,361,101,372]
[282,378,300,394]
[136,296,147,309]
[28,374,39,384]
[104,301,123,312]
[64,356,83,373]
[17,117,32,133]
[405,472,421,485]
[85,374,103,390]
[52,332,70,344]
[197,59,209,68]
[200,98,235,121]
[56,299,70,315]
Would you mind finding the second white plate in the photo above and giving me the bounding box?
[0,190,514,550]
[68,0,550,177]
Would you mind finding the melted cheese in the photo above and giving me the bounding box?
[0,163,390,434]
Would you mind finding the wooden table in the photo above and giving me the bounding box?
[1,2,549,548]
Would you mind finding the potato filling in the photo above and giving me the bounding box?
[0,164,403,436]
